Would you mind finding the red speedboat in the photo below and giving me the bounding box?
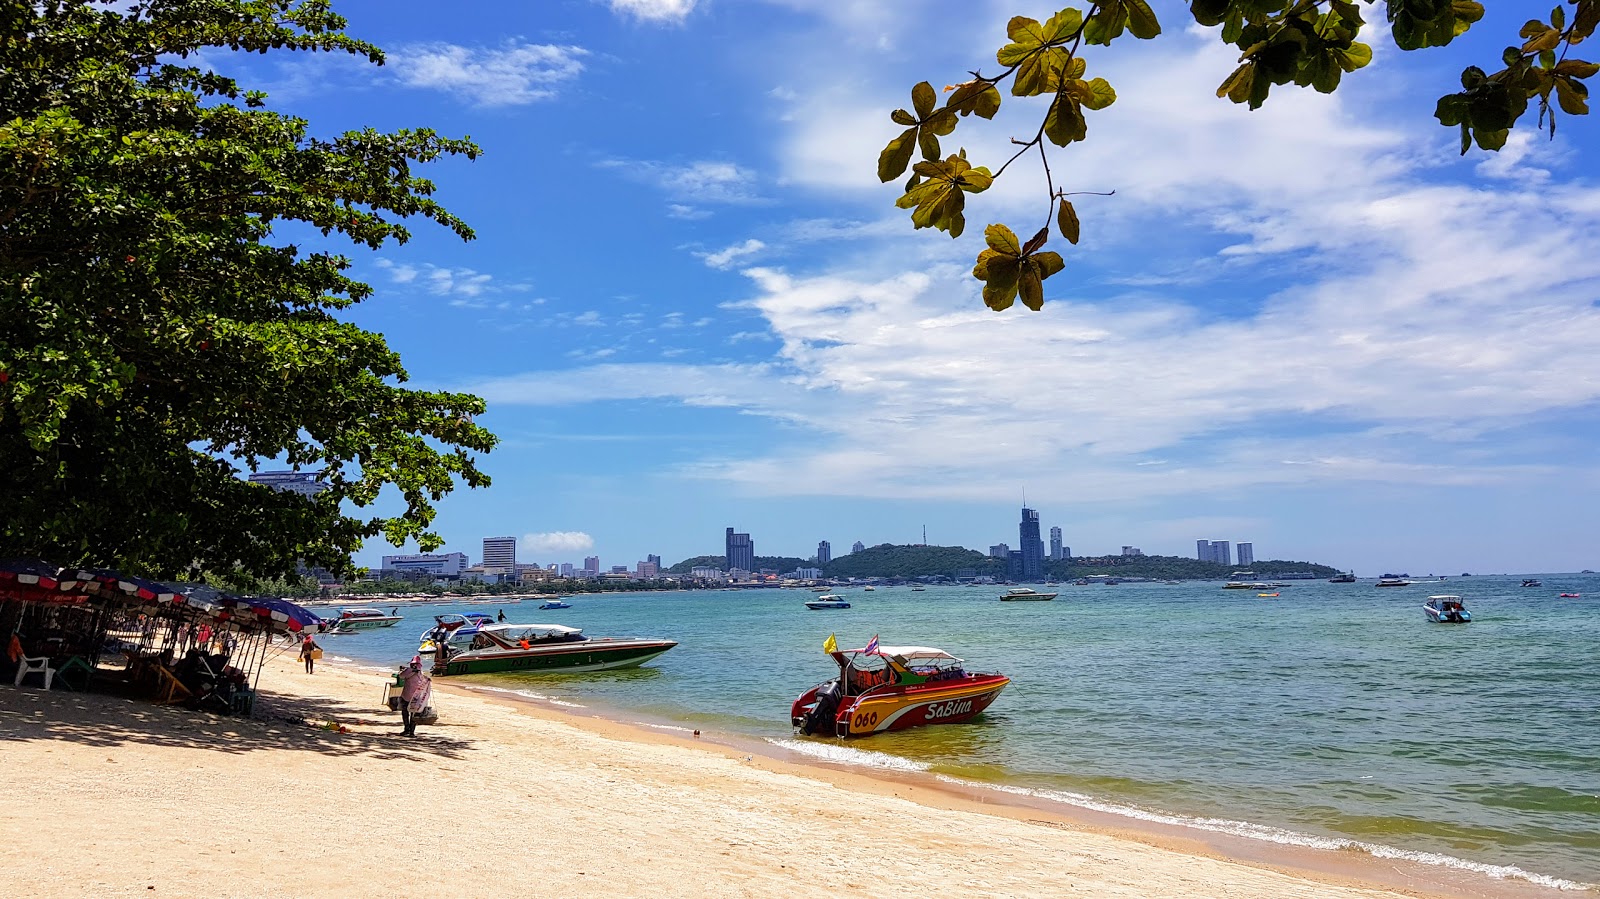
[791,643,1009,738]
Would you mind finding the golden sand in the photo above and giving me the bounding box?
[0,654,1505,899]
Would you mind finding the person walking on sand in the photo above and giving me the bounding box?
[300,634,320,674]
[399,655,431,737]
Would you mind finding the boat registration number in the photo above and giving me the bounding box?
[851,710,879,729]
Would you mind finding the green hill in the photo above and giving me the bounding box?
[1047,555,1337,580]
[822,544,1006,579]
[666,554,808,574]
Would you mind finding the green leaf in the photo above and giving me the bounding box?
[1218,62,1256,104]
[1334,42,1373,73]
[1554,59,1600,77]
[1018,264,1045,311]
[1057,198,1080,244]
[946,81,1003,118]
[1043,94,1088,145]
[890,108,916,126]
[1125,0,1162,39]
[985,223,1021,255]
[877,127,917,182]
[1084,3,1128,46]
[1555,76,1591,114]
[912,81,937,118]
[1073,77,1117,110]
[894,155,992,237]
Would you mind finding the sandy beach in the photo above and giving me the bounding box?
[0,654,1547,899]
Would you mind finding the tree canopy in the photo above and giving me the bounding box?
[880,1,1598,310]
[0,1,494,580]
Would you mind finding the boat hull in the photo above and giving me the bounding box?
[804,601,851,609]
[795,675,1009,737]
[333,617,401,632]
[999,594,1056,601]
[437,638,677,675]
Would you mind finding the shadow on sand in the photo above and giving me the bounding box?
[0,682,473,762]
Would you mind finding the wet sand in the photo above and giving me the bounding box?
[0,653,1565,899]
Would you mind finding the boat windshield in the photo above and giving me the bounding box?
[474,624,584,648]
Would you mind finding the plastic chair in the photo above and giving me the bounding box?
[14,656,54,689]
[54,656,94,692]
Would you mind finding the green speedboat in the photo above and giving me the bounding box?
[432,624,677,676]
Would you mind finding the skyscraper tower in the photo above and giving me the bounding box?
[482,536,516,572]
[1018,507,1045,580]
[817,540,832,564]
[725,527,755,571]
[1237,542,1254,566]
[1049,526,1063,561]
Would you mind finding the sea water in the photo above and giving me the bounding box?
[326,575,1600,889]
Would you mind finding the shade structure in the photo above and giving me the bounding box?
[227,596,323,633]
[0,559,82,604]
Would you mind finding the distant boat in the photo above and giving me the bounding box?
[1073,578,1089,586]
[330,608,403,632]
[1376,578,1412,587]
[999,587,1057,602]
[863,586,875,592]
[1559,593,1581,598]
[805,596,851,610]
[1257,592,1280,597]
[538,599,572,610]
[1521,579,1542,588]
[910,586,925,592]
[1424,595,1470,623]
[1329,572,1357,583]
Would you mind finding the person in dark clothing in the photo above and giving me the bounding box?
[299,634,319,673]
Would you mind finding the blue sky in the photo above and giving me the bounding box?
[239,1,1598,575]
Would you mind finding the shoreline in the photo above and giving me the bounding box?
[432,675,1583,899]
[1,652,1585,897]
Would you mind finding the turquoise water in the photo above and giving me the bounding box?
[326,576,1600,889]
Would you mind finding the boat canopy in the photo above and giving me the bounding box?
[845,645,959,663]
[1427,595,1463,601]
[480,623,582,640]
[341,608,390,617]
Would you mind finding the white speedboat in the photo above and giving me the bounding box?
[805,595,851,610]
[418,612,496,653]
[1424,595,1471,623]
[999,587,1057,601]
[331,608,403,632]
[539,599,572,610]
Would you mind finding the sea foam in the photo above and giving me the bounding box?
[765,738,932,773]
[939,777,1592,892]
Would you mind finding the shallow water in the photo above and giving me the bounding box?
[328,575,1600,889]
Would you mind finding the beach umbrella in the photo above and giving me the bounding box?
[0,559,69,604]
[223,596,322,633]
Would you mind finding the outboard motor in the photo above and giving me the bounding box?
[798,680,842,736]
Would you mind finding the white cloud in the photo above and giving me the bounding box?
[521,531,595,555]
[599,159,764,204]
[667,204,713,220]
[607,0,696,23]
[696,238,767,270]
[389,42,587,106]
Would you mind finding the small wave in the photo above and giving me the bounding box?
[547,699,586,708]
[329,655,355,663]
[467,685,550,701]
[766,738,931,773]
[939,778,1591,892]
[644,724,696,733]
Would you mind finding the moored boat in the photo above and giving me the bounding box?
[1376,578,1412,587]
[1521,579,1542,588]
[999,587,1057,601]
[1329,572,1357,583]
[805,595,851,610]
[433,624,676,676]
[791,643,1009,738]
[1424,595,1471,623]
[417,612,496,654]
[538,599,572,610]
[331,608,403,632]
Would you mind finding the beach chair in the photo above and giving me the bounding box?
[14,655,54,690]
[54,656,94,692]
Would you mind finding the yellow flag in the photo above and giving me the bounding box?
[822,633,838,654]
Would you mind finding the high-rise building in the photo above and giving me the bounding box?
[1121,546,1144,556]
[817,540,832,564]
[1197,539,1233,565]
[380,552,468,577]
[989,543,1010,558]
[247,470,329,497]
[851,540,865,553]
[1237,542,1254,566]
[1007,550,1025,580]
[1049,527,1063,561]
[481,536,516,571]
[559,563,574,577]
[1019,507,1045,580]
[725,527,755,572]
[582,555,600,575]
[647,554,661,568]
[637,560,659,578]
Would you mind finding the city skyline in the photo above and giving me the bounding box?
[319,2,1600,578]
